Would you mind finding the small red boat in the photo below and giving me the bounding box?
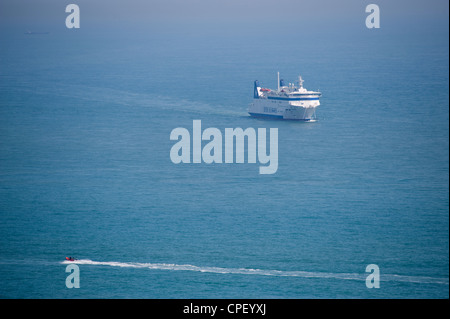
[65,257,77,261]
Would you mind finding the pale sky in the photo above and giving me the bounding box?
[0,0,448,33]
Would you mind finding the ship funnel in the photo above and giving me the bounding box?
[279,79,285,87]
[254,80,260,98]
[298,75,304,88]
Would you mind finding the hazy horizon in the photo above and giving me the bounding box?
[0,0,448,36]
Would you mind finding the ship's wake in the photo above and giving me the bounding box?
[61,259,449,285]
[13,82,248,118]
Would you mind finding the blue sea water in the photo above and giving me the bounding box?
[0,19,448,298]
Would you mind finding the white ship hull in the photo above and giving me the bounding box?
[248,73,321,121]
[249,99,319,121]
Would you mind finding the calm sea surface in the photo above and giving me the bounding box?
[0,24,448,298]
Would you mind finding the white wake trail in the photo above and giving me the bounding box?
[61,259,449,285]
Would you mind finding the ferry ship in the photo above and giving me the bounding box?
[248,73,321,121]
